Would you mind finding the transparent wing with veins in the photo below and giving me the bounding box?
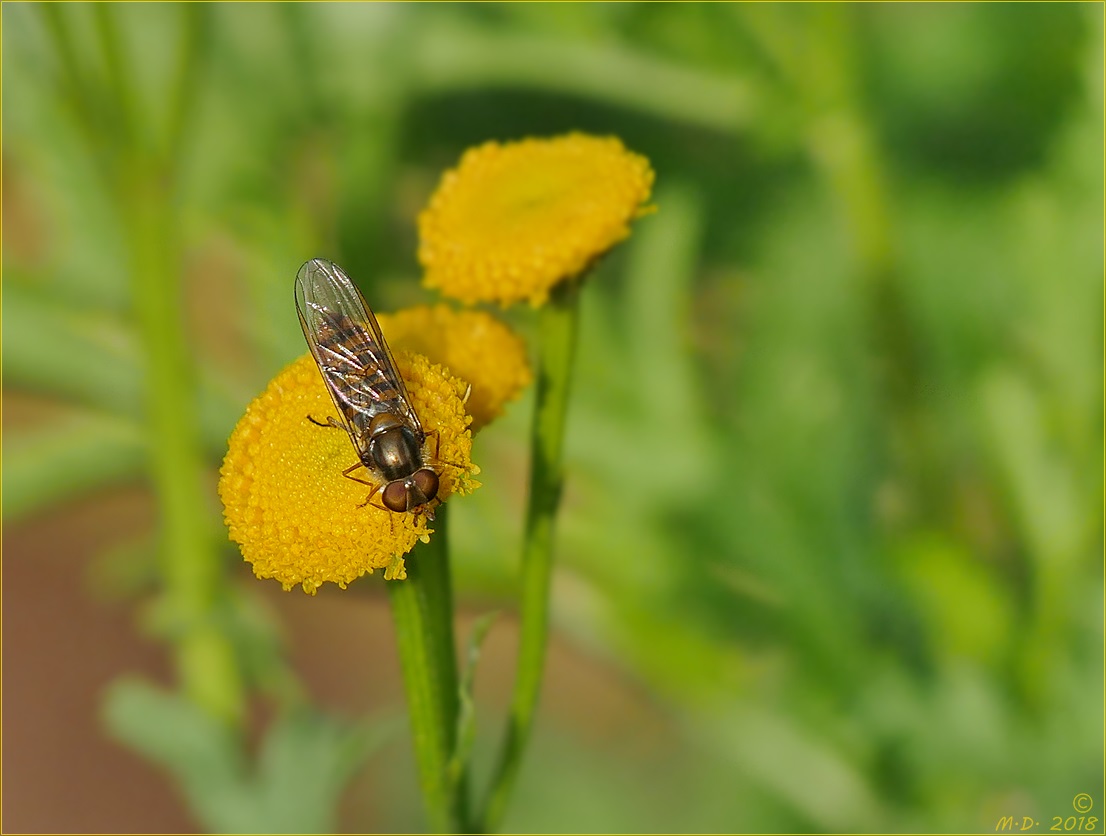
[294,258,423,459]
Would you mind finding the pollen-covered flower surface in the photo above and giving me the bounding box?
[379,305,532,431]
[219,352,479,594]
[418,133,655,307]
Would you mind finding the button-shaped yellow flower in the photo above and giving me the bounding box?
[418,133,655,307]
[379,305,532,431]
[219,352,479,594]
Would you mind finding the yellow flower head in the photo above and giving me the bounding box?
[378,305,532,431]
[418,133,655,307]
[219,352,479,594]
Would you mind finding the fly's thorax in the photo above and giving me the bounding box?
[366,413,424,482]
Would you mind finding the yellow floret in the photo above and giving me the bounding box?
[218,352,479,594]
[379,305,532,431]
[418,133,655,307]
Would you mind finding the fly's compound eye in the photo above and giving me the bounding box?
[382,481,409,512]
[412,468,439,503]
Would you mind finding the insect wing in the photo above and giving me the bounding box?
[294,259,423,447]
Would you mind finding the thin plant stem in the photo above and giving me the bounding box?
[480,276,582,832]
[92,4,138,149]
[164,5,208,164]
[39,5,114,181]
[388,505,468,833]
[420,506,461,729]
[421,504,474,830]
[87,4,243,726]
[122,162,243,726]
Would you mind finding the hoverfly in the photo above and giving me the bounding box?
[295,257,441,517]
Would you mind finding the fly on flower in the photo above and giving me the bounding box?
[295,257,442,518]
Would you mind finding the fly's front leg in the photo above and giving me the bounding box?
[341,461,392,513]
[342,461,378,488]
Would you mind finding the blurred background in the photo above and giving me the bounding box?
[3,3,1103,833]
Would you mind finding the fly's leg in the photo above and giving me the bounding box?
[307,414,359,447]
[309,418,392,515]
[342,461,377,488]
[341,461,391,513]
[362,495,394,515]
[420,500,439,523]
[307,414,345,430]
[423,429,465,470]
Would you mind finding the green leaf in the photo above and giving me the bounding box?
[218,588,304,705]
[2,278,250,457]
[892,531,1014,666]
[104,678,397,833]
[449,610,499,789]
[978,368,1083,566]
[2,281,142,415]
[413,19,758,134]
[248,709,399,833]
[87,532,159,601]
[102,678,251,830]
[2,414,145,522]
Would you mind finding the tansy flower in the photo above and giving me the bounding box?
[379,305,532,431]
[219,352,479,594]
[418,133,655,307]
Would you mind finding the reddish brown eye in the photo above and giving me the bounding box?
[382,481,408,512]
[412,468,439,503]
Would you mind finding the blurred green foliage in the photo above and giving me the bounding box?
[3,3,1102,833]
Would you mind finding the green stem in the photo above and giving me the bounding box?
[40,5,114,180]
[388,507,467,832]
[480,278,582,832]
[86,4,242,726]
[422,507,460,724]
[123,163,242,725]
[424,506,474,830]
[164,5,208,164]
[92,4,139,149]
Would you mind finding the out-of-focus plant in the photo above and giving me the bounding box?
[4,3,1101,833]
